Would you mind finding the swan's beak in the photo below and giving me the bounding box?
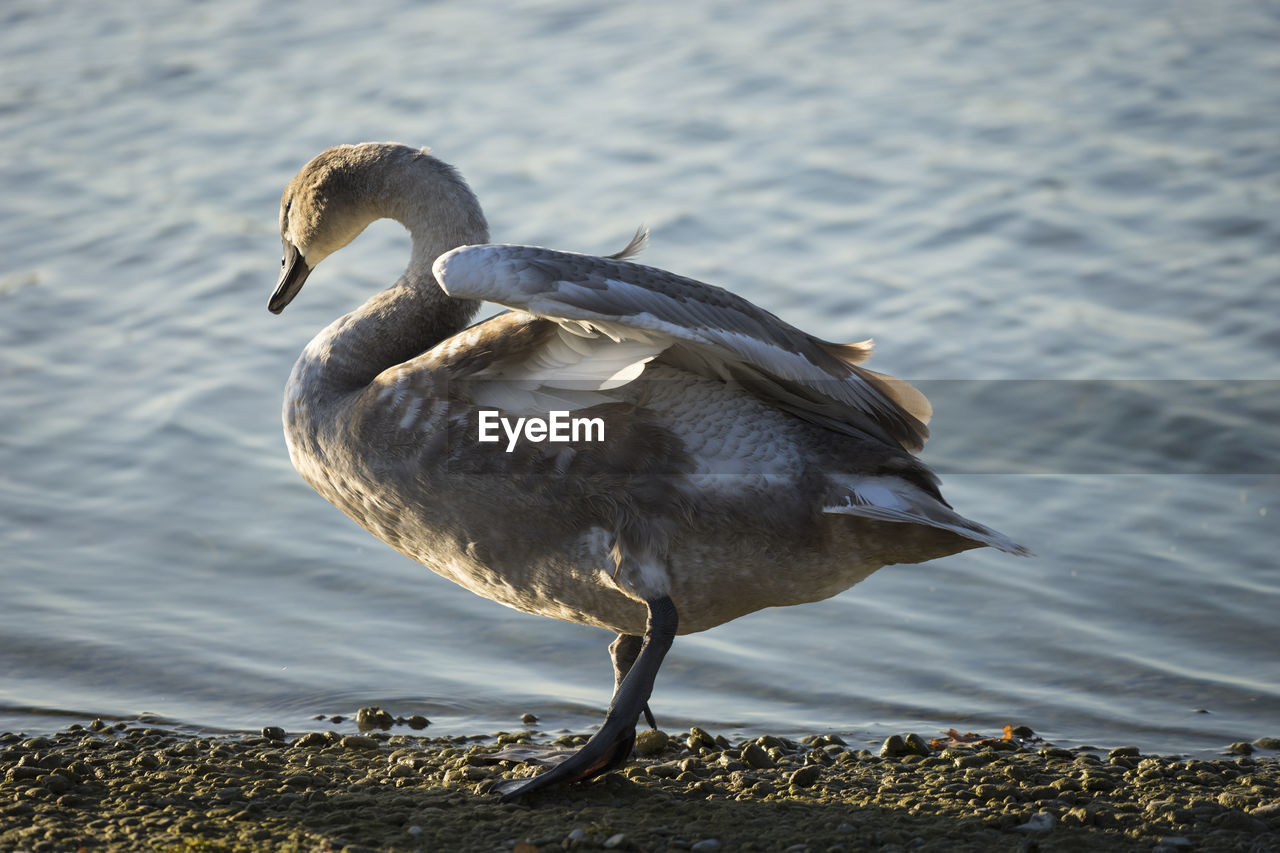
[269,241,311,314]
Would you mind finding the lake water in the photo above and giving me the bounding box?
[2,0,1278,759]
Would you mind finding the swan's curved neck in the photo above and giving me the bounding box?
[292,156,489,403]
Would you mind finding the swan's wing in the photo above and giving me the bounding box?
[434,243,931,452]
[419,309,667,415]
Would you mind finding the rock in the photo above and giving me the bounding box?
[879,735,907,758]
[603,833,627,849]
[1061,806,1096,827]
[1226,741,1254,755]
[789,765,821,788]
[41,774,73,795]
[1108,745,1140,759]
[406,715,430,730]
[6,766,42,782]
[741,743,775,769]
[690,840,721,853]
[689,727,716,748]
[903,733,930,756]
[520,713,538,725]
[1038,747,1074,760]
[355,707,393,730]
[338,734,379,751]
[1252,736,1280,750]
[635,729,669,756]
[291,732,327,748]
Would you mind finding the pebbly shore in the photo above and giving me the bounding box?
[1,717,1278,852]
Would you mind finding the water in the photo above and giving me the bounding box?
[2,0,1278,758]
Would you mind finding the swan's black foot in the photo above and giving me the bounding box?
[495,595,677,801]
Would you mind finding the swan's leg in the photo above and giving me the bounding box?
[495,595,678,801]
[609,632,657,730]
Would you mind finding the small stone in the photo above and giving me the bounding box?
[132,752,160,770]
[903,733,930,756]
[1061,805,1096,826]
[1039,747,1074,760]
[1226,741,1255,755]
[338,734,379,750]
[1251,736,1280,750]
[741,743,775,769]
[355,707,394,730]
[789,765,821,787]
[689,727,716,748]
[6,766,42,782]
[635,729,669,756]
[42,773,73,794]
[690,840,721,853]
[603,833,627,849]
[880,735,907,757]
[1108,745,1140,759]
[520,713,538,725]
[407,715,430,730]
[292,732,327,748]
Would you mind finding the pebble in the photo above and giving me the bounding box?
[338,734,379,750]
[355,707,394,730]
[635,729,669,756]
[1,722,1277,852]
[789,765,821,788]
[741,742,775,769]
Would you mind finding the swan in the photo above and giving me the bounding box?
[268,142,1028,799]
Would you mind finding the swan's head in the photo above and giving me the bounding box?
[269,144,397,314]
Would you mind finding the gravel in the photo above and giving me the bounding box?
[1,720,1276,852]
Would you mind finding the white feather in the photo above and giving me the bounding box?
[824,476,1031,556]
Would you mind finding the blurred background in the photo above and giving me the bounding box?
[2,0,1277,757]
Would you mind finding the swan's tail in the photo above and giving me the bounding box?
[824,476,1031,556]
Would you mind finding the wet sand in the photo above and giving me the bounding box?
[2,721,1277,852]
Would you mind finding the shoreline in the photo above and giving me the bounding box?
[2,720,1277,852]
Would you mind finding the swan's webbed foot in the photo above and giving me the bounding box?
[494,595,678,801]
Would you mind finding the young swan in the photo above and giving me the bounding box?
[269,142,1028,800]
